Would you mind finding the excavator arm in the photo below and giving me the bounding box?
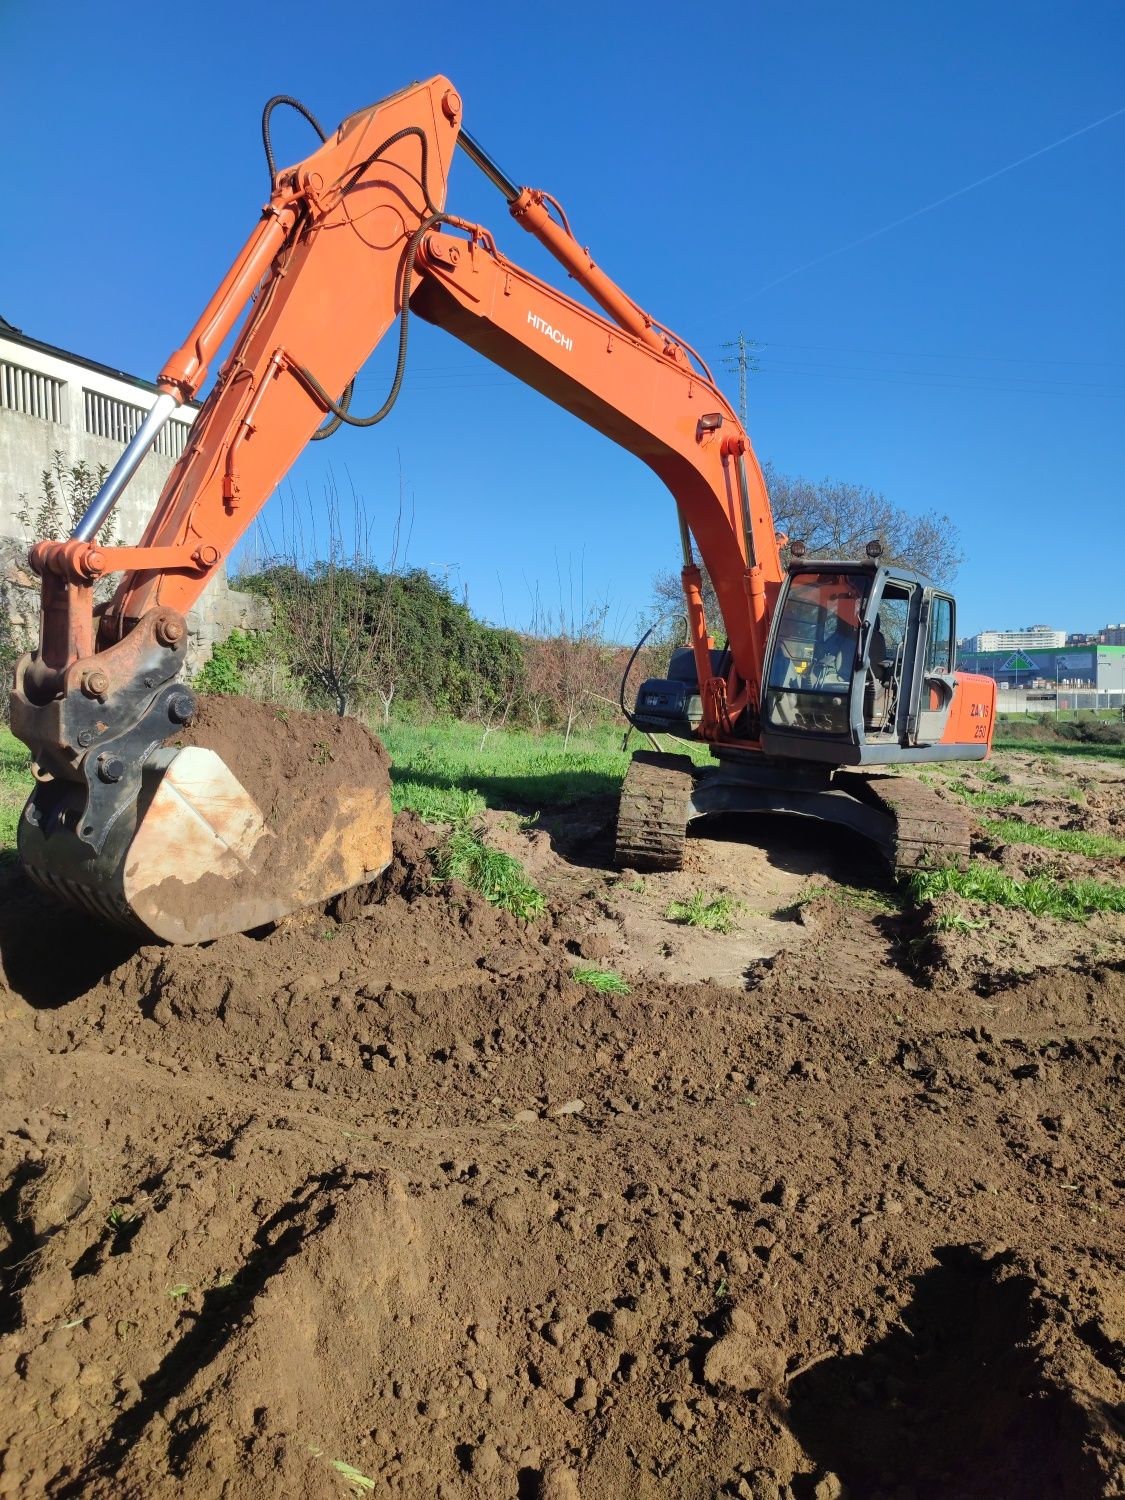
[5,74,790,942]
[105,81,783,721]
[10,75,785,941]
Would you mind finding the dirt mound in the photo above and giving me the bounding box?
[0,797,1122,1497]
[173,696,391,831]
[134,696,395,941]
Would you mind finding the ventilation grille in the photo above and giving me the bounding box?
[82,390,192,459]
[0,360,65,422]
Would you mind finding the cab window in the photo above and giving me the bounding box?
[766,572,869,734]
[926,596,954,674]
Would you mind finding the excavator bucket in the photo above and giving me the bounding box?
[16,699,394,945]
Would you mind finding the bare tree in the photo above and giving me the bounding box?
[252,471,408,718]
[526,597,614,749]
[648,461,963,642]
[762,461,963,582]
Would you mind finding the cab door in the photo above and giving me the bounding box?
[909,592,957,745]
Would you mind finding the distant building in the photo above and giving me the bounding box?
[1,314,267,665]
[957,641,1125,692]
[1099,623,1125,646]
[962,625,1066,653]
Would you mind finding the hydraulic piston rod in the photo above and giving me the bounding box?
[72,392,179,541]
[456,127,520,202]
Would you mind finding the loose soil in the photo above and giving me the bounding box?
[0,738,1122,1498]
[172,698,392,833]
[143,698,393,941]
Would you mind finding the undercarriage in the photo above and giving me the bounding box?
[614,750,970,875]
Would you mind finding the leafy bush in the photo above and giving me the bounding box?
[193,630,272,696]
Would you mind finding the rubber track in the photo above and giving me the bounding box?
[614,751,695,871]
[839,771,972,873]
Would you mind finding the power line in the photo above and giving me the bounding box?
[700,337,1121,372]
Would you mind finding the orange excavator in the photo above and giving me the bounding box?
[9,76,996,943]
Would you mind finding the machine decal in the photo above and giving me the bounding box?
[526,309,573,352]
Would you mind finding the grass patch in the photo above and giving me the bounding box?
[944,779,1030,809]
[665,890,743,934]
[382,717,709,813]
[572,964,630,994]
[0,727,31,861]
[934,911,990,933]
[993,737,1125,762]
[776,883,901,918]
[986,818,1125,860]
[432,825,544,920]
[908,862,1125,923]
[391,779,485,825]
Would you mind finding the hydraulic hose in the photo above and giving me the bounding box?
[261,95,328,184]
[292,123,448,435]
[619,624,657,731]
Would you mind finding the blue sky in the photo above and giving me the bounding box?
[2,1,1122,640]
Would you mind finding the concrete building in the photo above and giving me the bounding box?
[1,315,267,668]
[1100,624,1125,646]
[956,641,1125,696]
[962,625,1067,653]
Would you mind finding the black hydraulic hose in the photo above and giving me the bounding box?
[261,95,328,184]
[619,623,657,731]
[294,210,450,430]
[339,125,442,216]
[288,120,448,434]
[310,379,352,441]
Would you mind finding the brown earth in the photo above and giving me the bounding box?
[141,697,394,941]
[0,741,1123,1499]
[172,697,392,833]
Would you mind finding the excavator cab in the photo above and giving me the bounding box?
[760,559,993,765]
[618,558,996,877]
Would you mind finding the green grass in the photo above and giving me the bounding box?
[944,778,1030,809]
[432,824,545,920]
[391,779,486,824]
[986,817,1125,860]
[382,718,709,815]
[774,882,902,919]
[665,890,743,934]
[908,862,1125,923]
[993,737,1125,762]
[572,964,630,994]
[934,911,990,933]
[0,728,30,862]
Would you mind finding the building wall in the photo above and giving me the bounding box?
[963,626,1067,652]
[957,642,1125,692]
[1,327,268,668]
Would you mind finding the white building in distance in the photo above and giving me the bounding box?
[962,625,1067,653]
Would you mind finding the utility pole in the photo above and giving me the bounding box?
[720,331,760,426]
